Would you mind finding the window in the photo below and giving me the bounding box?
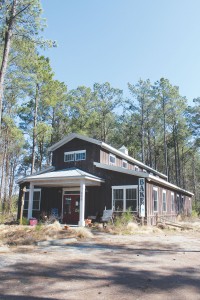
[153,187,158,212]
[64,151,74,162]
[75,150,86,161]
[113,189,123,211]
[112,186,138,212]
[171,192,174,211]
[109,154,116,165]
[122,159,128,169]
[162,190,166,212]
[135,166,139,171]
[64,150,86,162]
[177,195,180,213]
[24,189,41,211]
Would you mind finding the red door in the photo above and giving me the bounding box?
[63,194,80,224]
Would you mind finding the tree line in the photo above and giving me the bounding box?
[0,0,200,213]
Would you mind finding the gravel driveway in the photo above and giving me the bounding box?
[0,230,200,300]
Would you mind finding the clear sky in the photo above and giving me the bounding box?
[41,0,200,105]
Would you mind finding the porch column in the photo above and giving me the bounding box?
[78,180,85,227]
[28,183,34,219]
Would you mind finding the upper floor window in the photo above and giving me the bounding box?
[75,150,86,161]
[64,151,74,162]
[135,166,139,171]
[64,150,86,162]
[109,153,116,165]
[122,159,128,169]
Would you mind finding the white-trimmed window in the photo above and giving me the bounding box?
[171,192,175,211]
[177,194,180,212]
[135,166,139,171]
[153,187,158,212]
[64,151,74,162]
[64,150,86,162]
[24,189,41,211]
[109,153,116,165]
[162,190,166,212]
[122,159,128,169]
[75,150,86,161]
[112,185,138,212]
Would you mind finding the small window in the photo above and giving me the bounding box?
[153,187,158,212]
[135,166,139,171]
[162,190,166,212]
[109,154,116,165]
[122,160,128,169]
[64,151,74,162]
[64,150,86,162]
[24,189,41,211]
[171,192,174,211]
[143,169,147,173]
[75,150,86,161]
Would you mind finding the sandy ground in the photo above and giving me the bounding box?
[0,230,200,300]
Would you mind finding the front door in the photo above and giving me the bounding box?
[63,194,80,224]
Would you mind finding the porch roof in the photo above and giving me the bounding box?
[17,168,104,187]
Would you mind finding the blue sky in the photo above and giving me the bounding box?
[41,0,200,105]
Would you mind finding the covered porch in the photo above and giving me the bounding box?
[18,168,104,226]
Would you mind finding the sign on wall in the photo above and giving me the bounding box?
[139,178,145,217]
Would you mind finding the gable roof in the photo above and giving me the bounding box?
[48,133,167,179]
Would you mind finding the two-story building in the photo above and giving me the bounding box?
[17,133,193,226]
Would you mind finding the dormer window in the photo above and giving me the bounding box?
[109,153,116,165]
[75,150,86,161]
[64,151,74,162]
[64,150,86,162]
[122,159,128,169]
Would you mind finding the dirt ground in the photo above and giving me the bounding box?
[0,229,200,300]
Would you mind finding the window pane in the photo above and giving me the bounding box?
[114,200,123,211]
[33,200,40,210]
[25,192,29,201]
[153,189,158,211]
[109,155,116,164]
[163,192,166,211]
[126,189,136,200]
[75,151,86,161]
[33,191,40,201]
[24,200,28,210]
[126,200,137,211]
[113,189,123,200]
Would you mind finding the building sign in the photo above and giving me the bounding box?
[139,178,145,217]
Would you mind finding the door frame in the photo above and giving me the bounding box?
[62,188,80,220]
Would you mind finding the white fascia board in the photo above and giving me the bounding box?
[148,175,194,196]
[94,162,193,197]
[48,133,101,152]
[94,162,149,178]
[101,142,167,179]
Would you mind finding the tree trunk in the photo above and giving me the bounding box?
[31,83,39,174]
[0,0,17,130]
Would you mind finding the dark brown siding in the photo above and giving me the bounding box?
[52,138,101,173]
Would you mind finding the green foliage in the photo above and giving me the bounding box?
[20,217,29,226]
[114,208,135,227]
